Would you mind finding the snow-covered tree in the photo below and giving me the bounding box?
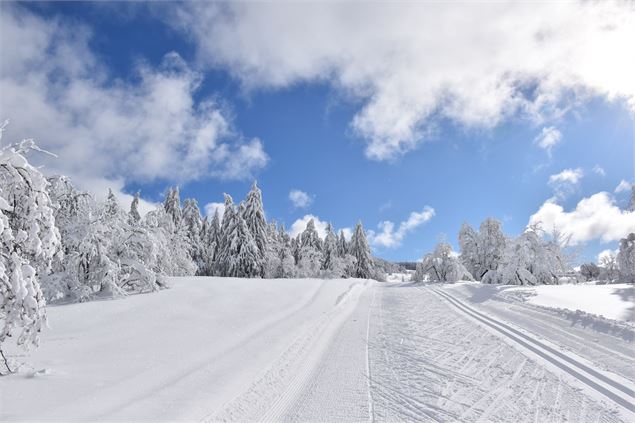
[482,226,568,285]
[458,222,479,278]
[182,198,204,272]
[221,203,261,278]
[337,230,348,257]
[475,218,506,280]
[415,242,473,283]
[0,127,61,372]
[296,219,323,277]
[163,186,182,226]
[201,210,220,276]
[617,233,635,283]
[129,191,141,225]
[321,223,338,271]
[349,222,373,279]
[242,181,267,277]
[579,262,601,281]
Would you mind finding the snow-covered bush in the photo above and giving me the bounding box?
[458,218,506,281]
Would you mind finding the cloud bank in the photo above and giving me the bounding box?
[173,1,635,160]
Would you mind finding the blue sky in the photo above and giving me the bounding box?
[1,2,633,263]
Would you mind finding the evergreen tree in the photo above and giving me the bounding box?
[215,194,236,276]
[322,223,338,271]
[350,221,373,279]
[242,181,267,276]
[163,186,182,226]
[182,198,204,272]
[129,191,141,224]
[337,230,348,257]
[219,203,261,277]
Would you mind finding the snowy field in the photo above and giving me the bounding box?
[1,277,634,422]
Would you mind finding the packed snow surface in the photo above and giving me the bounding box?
[519,283,634,322]
[1,278,633,422]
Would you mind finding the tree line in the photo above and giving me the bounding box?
[414,216,635,285]
[0,127,378,373]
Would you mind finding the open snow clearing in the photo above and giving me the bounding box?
[1,277,633,422]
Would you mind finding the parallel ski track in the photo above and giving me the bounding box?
[424,285,635,416]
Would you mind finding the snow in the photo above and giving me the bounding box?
[0,277,370,421]
[507,283,634,322]
[2,277,633,422]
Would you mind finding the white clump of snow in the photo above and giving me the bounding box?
[509,283,634,322]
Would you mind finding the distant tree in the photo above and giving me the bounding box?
[580,262,601,281]
[415,242,473,283]
[215,194,236,276]
[322,223,338,271]
[349,222,373,279]
[242,181,267,276]
[129,191,141,224]
[458,222,479,278]
[617,233,635,283]
[599,251,619,282]
[163,186,182,226]
[182,198,204,272]
[337,230,348,257]
[476,218,506,280]
[296,219,323,277]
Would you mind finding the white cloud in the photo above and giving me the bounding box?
[288,214,349,239]
[549,168,583,185]
[171,2,635,160]
[289,189,313,208]
[592,164,606,177]
[534,127,562,155]
[548,168,583,199]
[615,179,632,193]
[368,207,435,248]
[0,5,268,207]
[204,202,225,219]
[528,192,635,245]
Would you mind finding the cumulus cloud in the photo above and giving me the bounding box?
[368,207,435,248]
[548,168,583,199]
[288,214,349,239]
[171,2,635,160]
[204,202,225,219]
[289,189,313,208]
[528,192,635,245]
[0,5,268,206]
[534,127,562,155]
[615,179,632,193]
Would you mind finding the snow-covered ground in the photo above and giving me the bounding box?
[1,278,633,422]
[504,283,634,322]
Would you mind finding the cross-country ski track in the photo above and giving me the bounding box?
[1,277,633,422]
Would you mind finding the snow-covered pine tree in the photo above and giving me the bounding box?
[242,181,267,277]
[182,198,204,273]
[163,186,182,226]
[296,219,323,277]
[322,223,337,271]
[349,221,373,279]
[201,210,220,275]
[0,126,61,372]
[337,230,348,257]
[129,191,141,225]
[215,194,236,276]
[220,203,261,278]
